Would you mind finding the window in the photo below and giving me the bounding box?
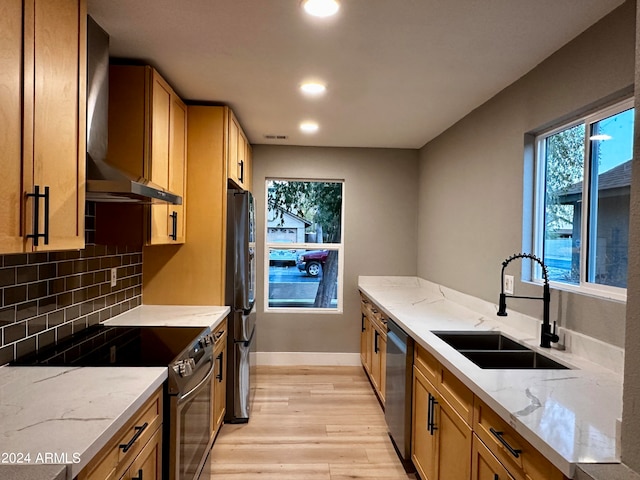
[265,179,344,311]
[533,99,633,299]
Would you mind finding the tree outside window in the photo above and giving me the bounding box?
[265,179,343,310]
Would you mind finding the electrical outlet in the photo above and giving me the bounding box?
[504,275,514,295]
[110,268,117,287]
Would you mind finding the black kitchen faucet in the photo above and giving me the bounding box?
[497,252,559,348]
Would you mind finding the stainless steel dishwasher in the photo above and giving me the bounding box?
[385,318,415,472]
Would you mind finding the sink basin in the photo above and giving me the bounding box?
[434,331,529,351]
[459,350,568,370]
[433,331,569,370]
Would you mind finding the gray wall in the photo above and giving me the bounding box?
[622,0,640,471]
[252,145,418,354]
[416,0,635,347]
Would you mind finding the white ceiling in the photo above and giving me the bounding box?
[87,0,625,149]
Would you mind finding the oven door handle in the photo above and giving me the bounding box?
[176,355,214,405]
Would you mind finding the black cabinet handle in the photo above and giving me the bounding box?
[490,427,522,458]
[216,352,224,382]
[239,159,244,183]
[26,185,49,246]
[374,330,379,353]
[428,393,438,435]
[170,211,178,240]
[132,469,144,480]
[119,422,148,453]
[361,313,366,332]
[494,475,499,480]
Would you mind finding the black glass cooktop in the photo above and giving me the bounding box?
[11,324,207,367]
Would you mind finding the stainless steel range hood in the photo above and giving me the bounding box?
[85,16,182,205]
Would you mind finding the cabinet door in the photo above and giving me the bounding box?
[370,326,382,392]
[125,427,162,480]
[27,0,86,252]
[213,339,227,435]
[471,435,514,480]
[168,95,187,243]
[228,112,240,185]
[379,333,387,403]
[149,71,172,244]
[360,311,368,366]
[412,367,437,480]
[0,0,24,253]
[436,392,472,480]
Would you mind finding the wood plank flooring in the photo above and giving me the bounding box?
[208,366,417,479]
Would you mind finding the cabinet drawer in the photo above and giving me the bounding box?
[473,399,566,480]
[79,388,163,480]
[414,344,440,387]
[471,433,515,480]
[213,317,228,344]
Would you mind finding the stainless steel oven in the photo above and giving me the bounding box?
[168,343,215,480]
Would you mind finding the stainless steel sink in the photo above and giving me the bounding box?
[433,331,569,370]
[434,331,529,351]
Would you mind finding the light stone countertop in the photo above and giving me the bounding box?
[358,276,624,479]
[0,366,166,480]
[102,304,230,329]
[0,304,230,480]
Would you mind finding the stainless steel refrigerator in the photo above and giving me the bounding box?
[225,189,256,423]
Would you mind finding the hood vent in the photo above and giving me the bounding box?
[85,16,182,205]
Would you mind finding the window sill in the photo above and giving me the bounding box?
[525,279,627,304]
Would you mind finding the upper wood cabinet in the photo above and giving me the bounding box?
[227,109,251,191]
[0,0,86,254]
[96,65,187,246]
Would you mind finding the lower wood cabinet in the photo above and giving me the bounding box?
[471,434,514,480]
[473,398,567,480]
[122,427,162,480]
[412,366,472,480]
[359,293,387,405]
[211,318,228,438]
[77,388,163,480]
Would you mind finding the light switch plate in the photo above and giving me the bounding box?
[110,267,117,287]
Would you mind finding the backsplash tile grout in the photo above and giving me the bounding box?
[0,202,143,365]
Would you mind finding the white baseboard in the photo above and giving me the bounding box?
[253,352,361,366]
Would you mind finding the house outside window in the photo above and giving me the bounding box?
[533,98,633,300]
[265,179,344,312]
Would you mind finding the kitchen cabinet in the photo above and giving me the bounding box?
[473,398,567,480]
[471,434,514,480]
[212,318,228,437]
[0,0,86,254]
[412,345,473,480]
[142,106,243,305]
[359,294,387,405]
[227,109,252,191]
[96,65,187,246]
[77,387,163,480]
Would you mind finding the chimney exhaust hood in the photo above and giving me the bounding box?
[85,16,182,205]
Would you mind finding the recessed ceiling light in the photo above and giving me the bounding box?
[300,121,319,133]
[302,0,340,18]
[300,82,326,96]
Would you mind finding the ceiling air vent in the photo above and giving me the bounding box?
[264,134,289,140]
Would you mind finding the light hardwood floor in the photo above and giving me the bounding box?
[208,365,417,479]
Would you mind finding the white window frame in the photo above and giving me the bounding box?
[264,178,345,313]
[532,98,633,303]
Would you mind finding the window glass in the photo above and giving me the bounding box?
[534,99,633,297]
[265,180,343,311]
[542,124,584,284]
[587,108,634,288]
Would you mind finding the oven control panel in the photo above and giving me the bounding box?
[173,358,196,377]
